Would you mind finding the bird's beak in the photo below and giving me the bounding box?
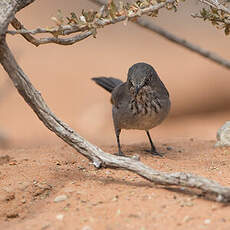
[134,85,141,98]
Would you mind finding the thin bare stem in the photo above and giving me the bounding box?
[199,0,230,15]
[91,0,230,70]
[10,18,92,46]
[136,18,230,69]
[7,0,177,46]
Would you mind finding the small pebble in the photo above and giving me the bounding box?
[6,212,19,218]
[116,209,121,216]
[216,121,230,147]
[81,226,92,230]
[204,219,211,225]
[166,146,173,151]
[183,215,192,223]
[54,194,68,203]
[132,154,140,161]
[56,214,64,221]
[112,195,119,202]
[41,224,50,230]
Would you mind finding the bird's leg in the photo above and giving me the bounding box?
[115,129,125,156]
[145,131,163,157]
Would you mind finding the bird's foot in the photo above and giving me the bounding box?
[144,149,164,157]
[114,151,126,157]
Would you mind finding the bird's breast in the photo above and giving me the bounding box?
[129,88,162,116]
[112,85,170,130]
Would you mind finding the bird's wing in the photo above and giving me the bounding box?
[111,82,130,108]
[92,77,123,93]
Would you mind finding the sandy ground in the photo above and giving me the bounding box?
[1,0,230,229]
[1,139,230,230]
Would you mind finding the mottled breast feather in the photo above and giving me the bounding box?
[129,86,162,116]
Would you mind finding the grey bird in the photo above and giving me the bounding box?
[92,62,170,156]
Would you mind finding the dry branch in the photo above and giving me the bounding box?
[91,0,230,70]
[194,0,230,35]
[2,27,230,204]
[199,0,230,14]
[7,0,178,46]
[135,18,230,69]
[10,18,92,46]
[1,0,230,203]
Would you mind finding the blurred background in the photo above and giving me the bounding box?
[0,0,230,148]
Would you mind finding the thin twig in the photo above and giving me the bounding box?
[136,18,230,69]
[34,31,93,46]
[10,18,92,46]
[7,0,177,46]
[199,0,230,15]
[10,18,40,46]
[90,0,230,70]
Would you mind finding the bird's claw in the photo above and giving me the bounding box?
[144,149,164,157]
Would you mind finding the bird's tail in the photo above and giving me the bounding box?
[92,77,123,93]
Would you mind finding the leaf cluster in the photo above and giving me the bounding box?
[196,5,230,35]
[51,0,182,38]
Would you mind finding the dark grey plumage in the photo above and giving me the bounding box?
[91,77,123,93]
[92,62,170,156]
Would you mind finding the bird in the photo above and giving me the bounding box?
[92,62,170,157]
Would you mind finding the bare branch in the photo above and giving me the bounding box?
[10,18,41,46]
[36,31,93,45]
[199,0,230,15]
[135,18,230,69]
[0,0,35,35]
[194,0,230,35]
[9,21,80,36]
[90,0,230,70]
[10,18,92,46]
[1,37,230,202]
[15,0,36,12]
[2,0,230,203]
[7,0,179,46]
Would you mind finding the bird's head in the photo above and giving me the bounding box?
[127,62,158,98]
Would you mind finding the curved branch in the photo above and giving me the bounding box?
[1,38,230,202]
[10,18,92,46]
[30,30,92,46]
[2,0,230,203]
